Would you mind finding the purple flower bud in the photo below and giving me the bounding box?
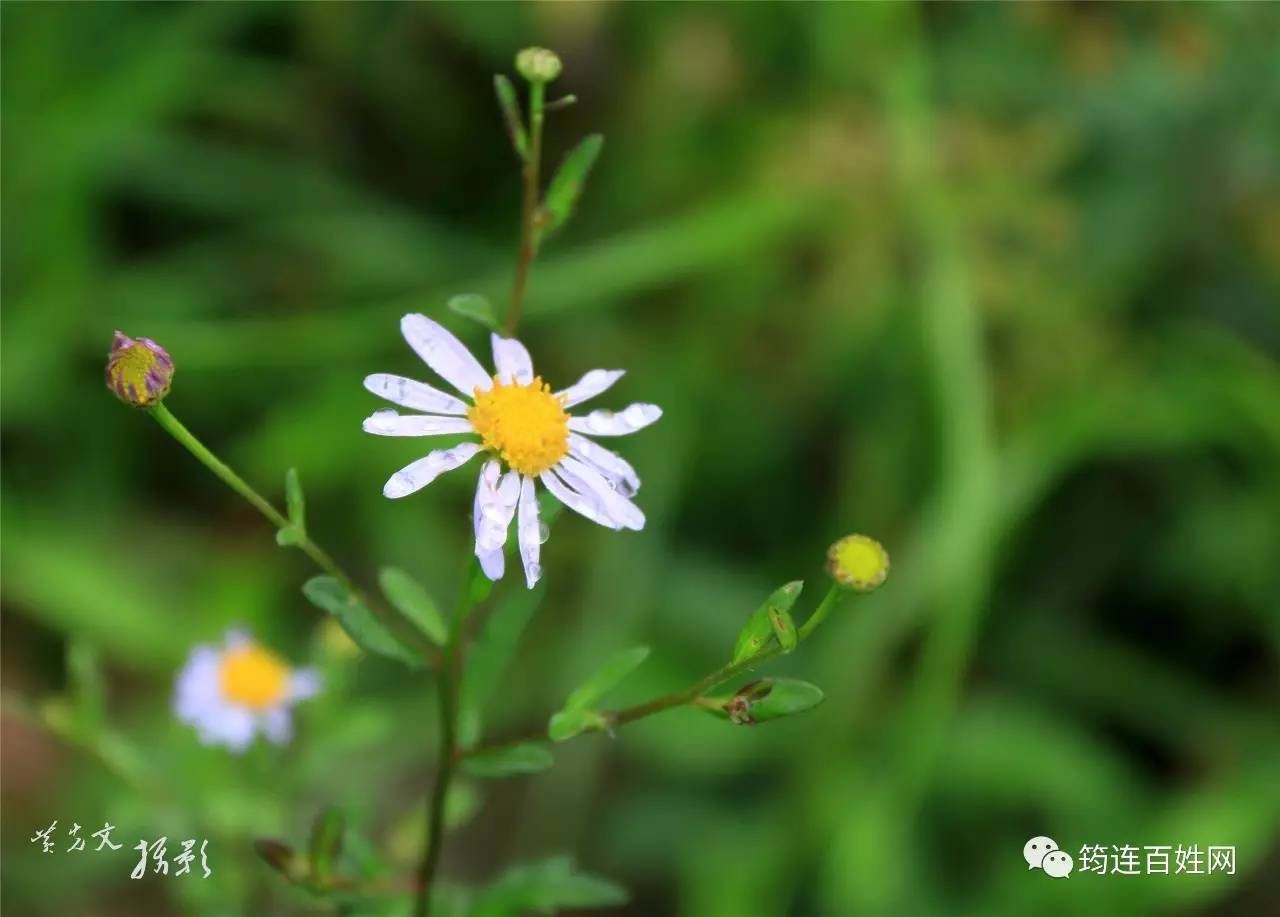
[105,331,174,407]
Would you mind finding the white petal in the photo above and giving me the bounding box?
[557,456,645,531]
[472,461,519,580]
[262,707,293,745]
[491,334,535,385]
[517,475,542,589]
[400,313,493,396]
[289,669,322,702]
[556,369,625,408]
[567,403,662,437]
[568,433,640,496]
[539,467,622,530]
[383,443,482,499]
[363,373,469,415]
[362,410,474,437]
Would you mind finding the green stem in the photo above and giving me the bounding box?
[148,403,435,661]
[415,572,477,917]
[505,80,545,337]
[468,585,846,752]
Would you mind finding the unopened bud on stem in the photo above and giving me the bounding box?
[516,47,562,84]
[826,534,889,592]
[105,331,174,407]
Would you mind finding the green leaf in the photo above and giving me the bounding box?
[732,581,804,664]
[284,466,305,530]
[462,743,554,779]
[471,856,628,917]
[462,579,547,714]
[301,576,421,668]
[725,678,824,725]
[307,807,344,883]
[493,74,528,159]
[378,566,447,645]
[548,708,607,743]
[539,134,603,241]
[275,525,304,547]
[66,639,105,735]
[449,293,497,330]
[564,646,650,712]
[770,606,798,653]
[254,839,305,883]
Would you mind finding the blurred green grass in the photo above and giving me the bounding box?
[3,2,1279,915]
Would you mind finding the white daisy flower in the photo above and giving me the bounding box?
[363,314,661,588]
[174,630,320,752]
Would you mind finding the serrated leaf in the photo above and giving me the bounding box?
[449,293,497,330]
[284,467,305,531]
[769,606,798,653]
[493,74,528,158]
[732,581,803,664]
[539,134,603,241]
[471,856,628,917]
[378,566,447,645]
[564,645,649,712]
[307,808,344,883]
[462,743,554,779]
[301,576,421,668]
[548,708,606,743]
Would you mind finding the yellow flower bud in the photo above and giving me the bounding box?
[515,47,562,83]
[827,534,889,592]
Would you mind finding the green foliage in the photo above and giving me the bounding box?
[378,566,448,645]
[462,743,554,779]
[275,467,306,546]
[562,646,649,712]
[493,75,528,160]
[448,293,498,331]
[307,808,345,884]
[469,856,627,917]
[539,134,604,243]
[732,581,803,664]
[302,576,422,668]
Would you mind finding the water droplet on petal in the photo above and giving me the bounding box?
[537,522,551,544]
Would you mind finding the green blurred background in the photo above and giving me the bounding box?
[3,2,1279,915]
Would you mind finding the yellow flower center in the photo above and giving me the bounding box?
[219,643,290,709]
[468,375,569,476]
[827,534,890,592]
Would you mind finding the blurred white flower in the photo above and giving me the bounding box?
[174,630,320,752]
[364,314,661,588]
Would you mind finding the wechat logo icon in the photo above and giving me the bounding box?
[1024,836,1073,878]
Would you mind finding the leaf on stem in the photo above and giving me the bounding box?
[563,645,650,712]
[724,678,824,726]
[254,839,305,883]
[378,566,447,645]
[538,134,604,243]
[307,807,345,883]
[462,743,554,779]
[494,74,528,159]
[470,856,628,917]
[276,468,306,546]
[548,708,607,743]
[448,293,498,330]
[769,606,798,653]
[301,576,422,668]
[731,581,803,664]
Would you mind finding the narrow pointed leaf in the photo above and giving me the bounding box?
[462,743,554,779]
[540,134,603,241]
[493,74,528,159]
[448,293,497,330]
[548,708,606,743]
[302,576,421,668]
[307,808,344,883]
[284,467,305,530]
[769,606,798,653]
[378,566,447,645]
[732,581,803,664]
[564,645,649,712]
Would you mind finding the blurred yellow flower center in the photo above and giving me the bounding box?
[108,344,165,406]
[219,644,290,709]
[469,375,569,475]
[827,534,890,592]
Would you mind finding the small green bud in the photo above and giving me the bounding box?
[827,534,889,592]
[516,47,562,84]
[105,331,174,407]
